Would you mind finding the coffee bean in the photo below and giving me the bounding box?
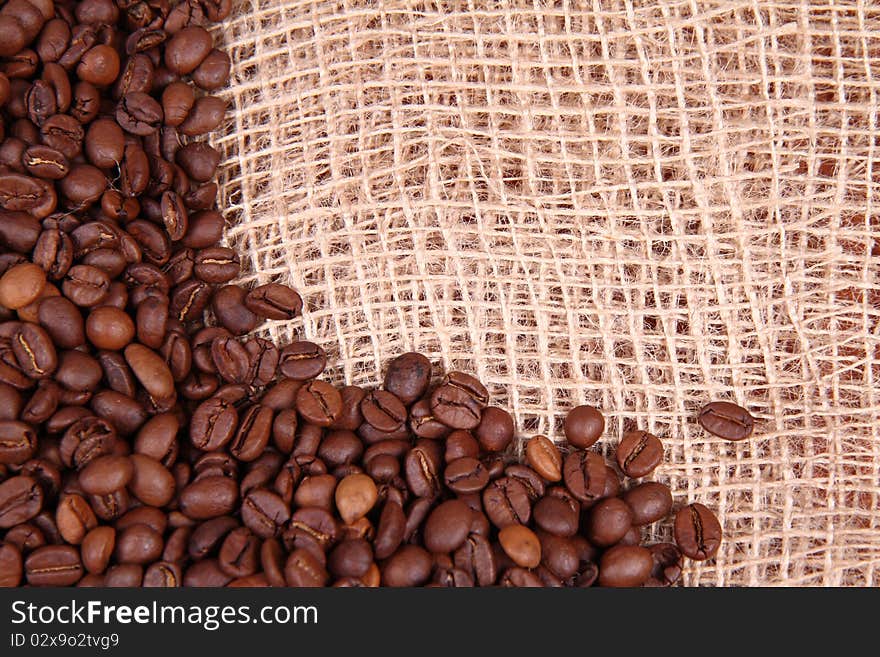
[116,523,163,564]
[284,547,328,587]
[623,482,673,526]
[81,526,115,575]
[423,499,471,553]
[0,262,45,309]
[0,542,23,587]
[645,543,683,587]
[296,380,342,427]
[598,545,653,587]
[0,420,36,465]
[241,488,289,538]
[673,503,722,561]
[335,473,378,525]
[360,389,406,433]
[404,443,441,497]
[279,341,326,380]
[483,477,531,528]
[0,475,43,528]
[382,544,432,587]
[408,398,450,439]
[533,495,579,537]
[562,450,606,505]
[383,352,431,405]
[430,383,482,430]
[55,493,97,545]
[179,475,238,520]
[475,406,514,452]
[244,283,302,320]
[564,405,604,448]
[616,430,663,478]
[498,524,541,568]
[25,544,82,586]
[217,526,260,578]
[143,561,182,587]
[525,434,562,481]
[586,497,634,547]
[699,401,755,441]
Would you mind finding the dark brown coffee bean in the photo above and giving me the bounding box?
[475,406,514,452]
[279,341,326,380]
[443,456,489,494]
[0,541,23,586]
[229,404,272,462]
[482,477,530,528]
[192,48,230,90]
[22,144,68,179]
[504,464,545,501]
[60,416,116,469]
[128,454,175,507]
[25,544,82,586]
[143,561,182,587]
[564,405,604,448]
[430,383,482,430]
[190,396,237,450]
[382,544,432,587]
[117,92,162,135]
[424,499,471,553]
[241,487,289,538]
[179,475,238,520]
[195,246,239,283]
[84,118,124,168]
[616,430,663,478]
[699,401,755,441]
[586,497,633,547]
[360,390,406,433]
[36,296,83,349]
[674,503,722,561]
[217,526,260,578]
[81,526,115,575]
[408,398,450,439]
[79,455,133,496]
[284,547,328,587]
[12,322,56,378]
[285,507,339,553]
[562,450,606,505]
[598,545,653,587]
[244,282,302,320]
[164,26,213,75]
[296,380,342,427]
[115,523,163,564]
[533,495,579,537]
[404,443,441,498]
[62,264,110,307]
[383,352,431,405]
[327,538,372,579]
[373,500,405,560]
[176,141,219,182]
[0,420,36,465]
[623,482,673,526]
[454,532,495,586]
[77,44,120,86]
[644,543,683,587]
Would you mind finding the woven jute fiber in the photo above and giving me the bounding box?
[212,0,880,586]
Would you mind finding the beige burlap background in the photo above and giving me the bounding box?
[211,0,880,586]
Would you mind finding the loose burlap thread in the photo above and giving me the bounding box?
[212,0,880,586]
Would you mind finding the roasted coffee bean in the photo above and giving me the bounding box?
[0,420,36,465]
[444,456,489,494]
[483,477,531,528]
[623,482,673,526]
[360,390,407,433]
[190,396,237,450]
[616,430,663,478]
[284,547,328,587]
[674,503,722,561]
[165,26,213,75]
[382,544,432,587]
[699,401,755,441]
[63,264,110,307]
[192,48,231,90]
[241,488,289,538]
[498,524,541,568]
[279,341,326,380]
[117,92,163,135]
[335,473,378,525]
[586,497,634,547]
[195,246,239,283]
[430,383,482,430]
[296,380,342,427]
[423,499,471,553]
[55,493,97,545]
[25,545,82,586]
[598,545,653,587]
[179,476,238,520]
[562,450,606,505]
[475,406,514,452]
[244,283,302,320]
[645,543,683,587]
[230,404,272,462]
[81,526,115,575]
[115,523,163,564]
[218,527,260,578]
[286,507,339,553]
[404,443,441,498]
[128,454,175,507]
[564,405,605,448]
[504,464,546,501]
[79,455,134,496]
[533,495,579,537]
[0,475,43,528]
[383,352,431,405]
[408,398,450,439]
[524,435,562,481]
[143,561,182,587]
[0,542,23,586]
[0,262,45,309]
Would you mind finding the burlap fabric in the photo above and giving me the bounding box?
[212,0,880,586]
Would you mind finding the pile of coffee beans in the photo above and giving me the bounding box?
[0,0,748,587]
